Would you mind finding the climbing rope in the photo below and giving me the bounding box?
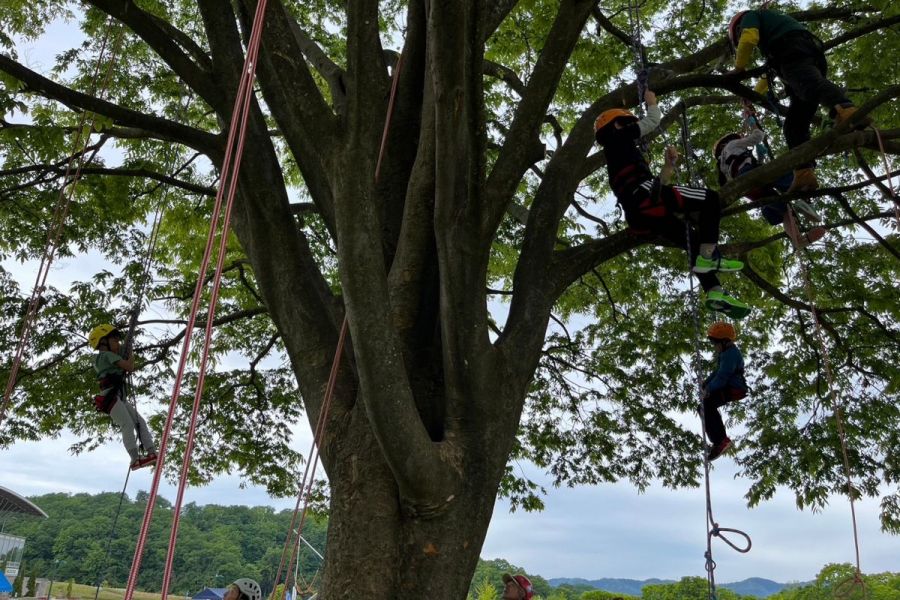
[869,127,900,228]
[122,2,272,599]
[679,112,752,600]
[92,468,132,600]
[784,209,868,599]
[271,45,406,600]
[0,20,126,427]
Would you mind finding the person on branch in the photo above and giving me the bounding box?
[713,122,827,251]
[701,321,748,462]
[502,573,535,600]
[88,324,157,470]
[595,89,750,319]
[727,8,871,193]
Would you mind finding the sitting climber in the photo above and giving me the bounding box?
[714,124,827,250]
[89,324,157,470]
[595,89,750,318]
[701,321,747,462]
[727,8,872,193]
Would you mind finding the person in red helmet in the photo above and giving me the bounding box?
[502,573,535,600]
[594,89,750,319]
[700,321,748,462]
[726,8,870,193]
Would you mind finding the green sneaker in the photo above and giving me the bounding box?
[693,252,744,274]
[705,290,751,319]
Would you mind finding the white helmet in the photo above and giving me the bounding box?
[232,579,261,600]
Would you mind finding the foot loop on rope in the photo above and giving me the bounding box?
[711,526,753,554]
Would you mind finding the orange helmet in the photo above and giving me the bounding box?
[713,133,742,159]
[728,11,748,48]
[594,108,637,133]
[707,321,737,341]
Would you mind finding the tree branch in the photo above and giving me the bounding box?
[85,0,218,106]
[0,54,219,154]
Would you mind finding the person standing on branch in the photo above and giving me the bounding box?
[701,321,748,462]
[595,89,751,319]
[726,9,871,193]
[89,324,157,470]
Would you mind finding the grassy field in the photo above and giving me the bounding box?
[50,582,171,600]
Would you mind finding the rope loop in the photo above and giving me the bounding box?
[713,526,753,553]
[833,572,869,600]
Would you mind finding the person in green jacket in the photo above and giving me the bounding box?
[727,9,870,193]
[89,324,157,470]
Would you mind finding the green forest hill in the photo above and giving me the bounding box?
[4,493,899,599]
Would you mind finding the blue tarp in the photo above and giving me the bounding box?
[192,588,227,600]
[0,573,13,593]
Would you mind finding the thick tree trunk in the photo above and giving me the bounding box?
[321,396,510,600]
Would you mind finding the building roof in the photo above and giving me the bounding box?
[192,588,228,600]
[0,486,48,519]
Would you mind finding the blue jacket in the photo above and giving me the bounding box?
[705,345,746,393]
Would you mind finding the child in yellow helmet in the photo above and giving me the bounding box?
[89,324,157,470]
[594,89,750,319]
[701,321,747,461]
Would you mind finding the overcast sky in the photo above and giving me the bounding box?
[2,6,898,588]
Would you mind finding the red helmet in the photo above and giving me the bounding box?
[502,573,535,600]
[728,11,748,48]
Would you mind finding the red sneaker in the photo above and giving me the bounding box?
[707,437,733,462]
[131,454,158,470]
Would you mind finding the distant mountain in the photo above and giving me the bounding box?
[549,576,794,598]
[548,577,673,596]
[721,577,787,597]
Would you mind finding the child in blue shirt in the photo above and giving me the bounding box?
[89,324,157,470]
[701,321,748,461]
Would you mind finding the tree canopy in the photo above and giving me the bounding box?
[1,0,898,598]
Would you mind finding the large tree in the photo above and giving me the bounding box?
[1,1,899,598]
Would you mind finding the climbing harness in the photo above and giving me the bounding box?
[783,210,868,600]
[0,20,126,427]
[680,112,752,600]
[121,2,273,599]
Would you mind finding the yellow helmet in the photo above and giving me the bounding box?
[594,108,637,133]
[707,321,737,341]
[88,324,120,349]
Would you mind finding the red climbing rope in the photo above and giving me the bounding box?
[122,3,272,600]
[0,20,125,427]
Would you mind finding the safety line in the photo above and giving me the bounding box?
[870,127,900,228]
[784,209,867,599]
[122,2,272,599]
[92,467,132,600]
[680,112,752,600]
[0,20,125,427]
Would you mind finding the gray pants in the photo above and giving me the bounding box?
[108,399,156,461]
